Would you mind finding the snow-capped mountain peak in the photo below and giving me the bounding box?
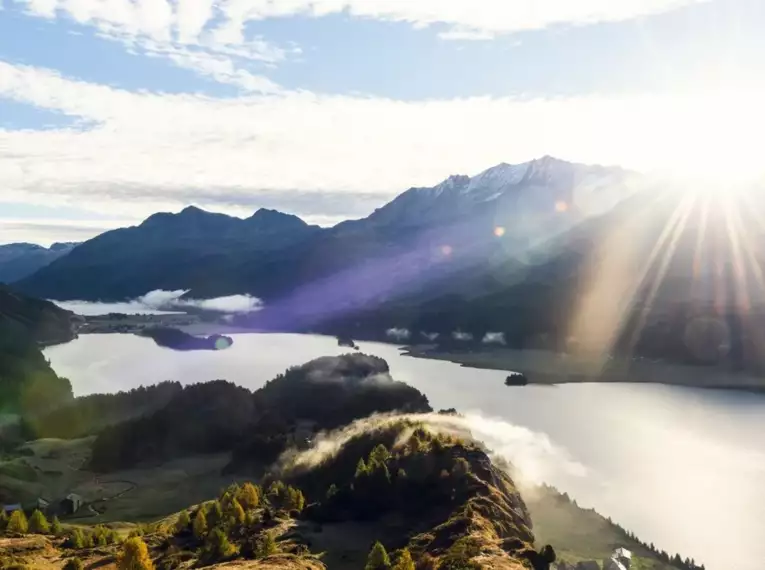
[467,162,530,196]
[367,157,635,229]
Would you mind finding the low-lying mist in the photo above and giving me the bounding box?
[53,289,263,316]
[279,411,587,487]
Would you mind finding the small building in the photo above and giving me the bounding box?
[60,493,83,515]
[36,497,50,512]
[604,548,632,570]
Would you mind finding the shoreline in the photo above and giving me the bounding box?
[401,345,765,393]
[71,313,765,393]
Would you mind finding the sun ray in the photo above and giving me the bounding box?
[622,193,697,356]
[691,193,711,302]
[565,191,695,374]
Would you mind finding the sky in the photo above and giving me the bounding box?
[1,0,764,245]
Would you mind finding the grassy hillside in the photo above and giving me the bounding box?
[0,287,74,420]
[527,485,704,570]
[0,353,706,570]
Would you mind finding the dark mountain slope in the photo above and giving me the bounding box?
[0,284,75,345]
[17,207,320,300]
[0,286,74,416]
[0,242,78,283]
[16,159,636,307]
[88,353,431,472]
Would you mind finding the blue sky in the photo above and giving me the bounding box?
[1,0,764,244]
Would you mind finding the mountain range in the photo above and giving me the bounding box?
[0,242,79,283]
[15,157,638,303]
[9,156,764,369]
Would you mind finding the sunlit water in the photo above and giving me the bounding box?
[44,333,765,570]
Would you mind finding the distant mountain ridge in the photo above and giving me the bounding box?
[0,241,79,283]
[16,157,637,305]
[17,206,322,300]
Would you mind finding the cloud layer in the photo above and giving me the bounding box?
[53,289,263,315]
[3,59,763,228]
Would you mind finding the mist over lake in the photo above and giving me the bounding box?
[44,331,765,570]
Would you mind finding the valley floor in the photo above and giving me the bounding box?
[403,345,765,392]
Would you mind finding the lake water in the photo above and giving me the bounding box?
[44,333,765,570]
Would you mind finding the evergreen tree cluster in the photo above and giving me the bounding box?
[0,510,69,538]
[364,541,417,570]
[64,525,119,549]
[298,423,474,522]
[172,480,307,565]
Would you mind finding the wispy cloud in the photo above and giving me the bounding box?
[15,0,706,42]
[9,0,706,89]
[2,60,764,228]
[13,0,293,93]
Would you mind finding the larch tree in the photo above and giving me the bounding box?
[29,509,50,534]
[392,549,415,570]
[117,536,155,570]
[204,528,237,561]
[236,482,261,510]
[193,509,208,541]
[226,497,246,527]
[365,541,391,570]
[7,510,28,534]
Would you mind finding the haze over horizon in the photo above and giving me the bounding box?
[2,0,764,245]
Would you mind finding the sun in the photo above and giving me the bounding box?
[635,87,765,187]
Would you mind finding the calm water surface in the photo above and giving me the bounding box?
[44,333,765,570]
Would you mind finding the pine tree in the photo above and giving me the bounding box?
[365,541,391,570]
[174,511,191,535]
[83,531,95,548]
[266,481,286,506]
[451,458,470,478]
[206,500,223,527]
[29,509,50,534]
[193,509,208,540]
[219,491,234,511]
[93,525,109,546]
[108,529,120,544]
[0,510,8,532]
[221,483,240,501]
[117,536,155,570]
[236,482,261,510]
[254,531,277,559]
[392,549,415,570]
[7,510,29,534]
[204,528,237,561]
[69,528,85,549]
[285,487,305,512]
[226,498,246,527]
[355,458,369,478]
[51,516,63,536]
[369,444,391,466]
